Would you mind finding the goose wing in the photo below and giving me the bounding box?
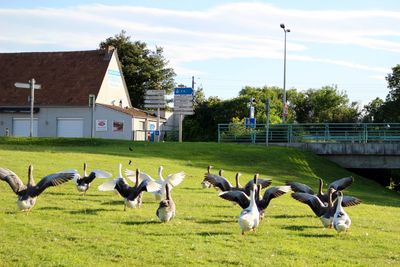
[29,172,76,197]
[218,191,250,209]
[342,195,362,207]
[291,192,327,217]
[333,195,362,208]
[203,173,233,191]
[286,181,315,194]
[243,178,272,195]
[258,185,291,210]
[79,169,112,185]
[328,177,354,191]
[165,171,185,188]
[0,167,27,195]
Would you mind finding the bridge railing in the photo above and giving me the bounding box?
[218,123,400,144]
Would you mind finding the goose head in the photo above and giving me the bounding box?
[83,162,88,177]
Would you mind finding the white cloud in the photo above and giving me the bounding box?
[0,2,399,75]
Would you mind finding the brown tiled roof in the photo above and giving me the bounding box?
[0,50,111,106]
[99,104,166,121]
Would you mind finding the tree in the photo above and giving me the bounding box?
[290,86,360,123]
[361,97,384,122]
[386,64,400,102]
[100,30,176,108]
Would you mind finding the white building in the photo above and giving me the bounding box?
[0,48,165,140]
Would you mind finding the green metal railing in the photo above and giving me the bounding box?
[218,123,400,144]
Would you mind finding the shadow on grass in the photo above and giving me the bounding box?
[297,233,334,238]
[69,208,112,215]
[282,225,322,231]
[101,200,123,206]
[196,231,232,236]
[37,206,65,211]
[272,214,314,219]
[121,220,159,226]
[194,218,236,224]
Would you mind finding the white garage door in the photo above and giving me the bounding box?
[12,118,38,137]
[57,118,84,137]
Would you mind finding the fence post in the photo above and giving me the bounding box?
[218,124,220,143]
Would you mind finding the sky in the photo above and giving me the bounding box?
[1,0,399,106]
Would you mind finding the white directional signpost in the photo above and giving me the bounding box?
[14,78,41,137]
[144,90,166,142]
[174,87,194,142]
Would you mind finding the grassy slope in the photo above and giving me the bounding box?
[0,137,399,266]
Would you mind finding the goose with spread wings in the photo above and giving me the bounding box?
[60,162,112,194]
[218,174,290,220]
[291,188,360,228]
[126,166,185,201]
[286,177,354,204]
[98,164,161,210]
[0,165,76,211]
[203,171,272,195]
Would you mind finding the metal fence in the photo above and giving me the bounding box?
[218,123,400,144]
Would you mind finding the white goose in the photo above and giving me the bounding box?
[238,183,260,235]
[333,191,352,233]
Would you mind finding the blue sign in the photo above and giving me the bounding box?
[245,117,256,128]
[174,87,193,95]
[155,130,160,136]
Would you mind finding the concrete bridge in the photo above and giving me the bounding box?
[275,143,400,169]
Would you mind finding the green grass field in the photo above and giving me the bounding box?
[0,137,399,266]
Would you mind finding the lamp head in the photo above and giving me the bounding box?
[280,23,285,29]
[287,29,291,33]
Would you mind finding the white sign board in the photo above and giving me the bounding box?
[96,120,108,131]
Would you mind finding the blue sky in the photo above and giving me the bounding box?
[1,1,399,106]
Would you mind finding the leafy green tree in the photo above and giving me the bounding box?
[290,86,359,123]
[100,30,175,108]
[371,65,400,122]
[362,97,384,122]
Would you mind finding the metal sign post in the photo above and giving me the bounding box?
[14,79,41,137]
[174,87,194,143]
[144,90,166,142]
[265,99,270,146]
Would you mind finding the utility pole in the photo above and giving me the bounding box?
[15,78,41,137]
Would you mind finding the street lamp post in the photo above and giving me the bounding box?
[280,23,290,123]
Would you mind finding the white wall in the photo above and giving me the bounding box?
[96,51,132,108]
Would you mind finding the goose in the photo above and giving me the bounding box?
[219,174,290,220]
[238,183,260,235]
[291,188,360,228]
[201,165,213,188]
[0,165,76,211]
[156,183,176,222]
[333,191,351,233]
[204,171,272,195]
[286,176,354,204]
[66,163,112,194]
[127,166,185,201]
[99,164,161,210]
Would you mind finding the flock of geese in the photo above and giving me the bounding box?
[0,163,361,234]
